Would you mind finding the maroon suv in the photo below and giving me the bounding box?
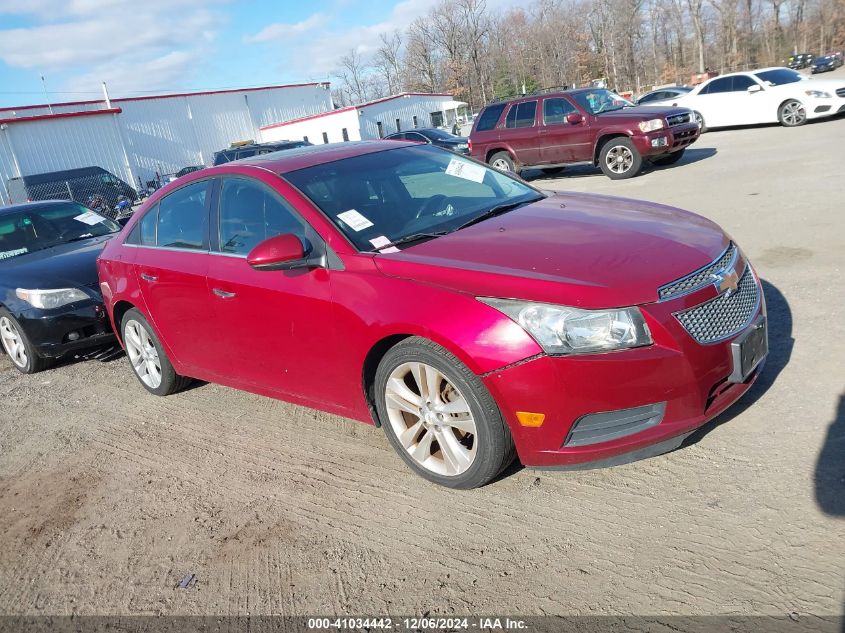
[469,88,701,179]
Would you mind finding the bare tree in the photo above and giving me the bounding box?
[374,31,404,95]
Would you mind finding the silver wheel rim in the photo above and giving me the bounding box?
[384,362,478,477]
[782,101,805,125]
[605,145,634,174]
[0,316,27,369]
[694,112,704,126]
[124,319,162,389]
[491,158,511,171]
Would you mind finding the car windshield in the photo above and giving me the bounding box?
[572,89,635,114]
[0,202,120,262]
[755,68,803,86]
[815,57,831,63]
[284,145,543,252]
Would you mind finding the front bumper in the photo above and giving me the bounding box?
[805,93,845,119]
[482,269,765,468]
[633,123,700,157]
[18,301,115,358]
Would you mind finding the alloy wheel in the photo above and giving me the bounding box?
[491,158,511,171]
[383,361,478,477]
[605,145,634,174]
[124,319,162,389]
[0,316,27,369]
[782,101,806,126]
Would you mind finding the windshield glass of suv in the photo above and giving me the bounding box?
[0,203,120,261]
[284,145,542,251]
[572,89,634,114]
[755,68,803,85]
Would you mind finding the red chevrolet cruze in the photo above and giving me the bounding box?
[97,142,767,488]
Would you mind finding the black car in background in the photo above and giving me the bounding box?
[382,128,469,154]
[212,140,313,166]
[6,166,137,209]
[636,86,693,104]
[810,55,838,73]
[788,53,816,69]
[0,201,120,373]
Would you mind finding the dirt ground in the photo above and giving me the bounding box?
[1,90,844,618]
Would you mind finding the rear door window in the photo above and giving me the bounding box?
[506,101,537,128]
[474,103,506,132]
[156,180,210,250]
[700,77,732,94]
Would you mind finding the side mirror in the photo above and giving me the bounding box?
[566,112,584,124]
[247,234,312,271]
[747,84,764,93]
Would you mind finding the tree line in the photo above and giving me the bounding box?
[331,0,845,109]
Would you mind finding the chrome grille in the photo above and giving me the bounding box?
[836,87,845,98]
[675,269,760,343]
[658,243,737,300]
[667,112,692,126]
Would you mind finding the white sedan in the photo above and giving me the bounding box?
[651,67,845,130]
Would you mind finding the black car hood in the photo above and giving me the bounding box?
[0,234,113,294]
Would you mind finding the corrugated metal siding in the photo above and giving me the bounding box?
[0,85,334,205]
[358,96,461,139]
[5,114,131,189]
[260,109,361,144]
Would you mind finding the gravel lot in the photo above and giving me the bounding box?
[1,83,843,618]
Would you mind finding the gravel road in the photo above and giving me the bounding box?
[1,99,843,618]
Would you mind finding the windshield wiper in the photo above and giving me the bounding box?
[372,231,451,251]
[455,197,543,232]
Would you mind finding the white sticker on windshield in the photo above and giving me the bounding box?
[0,247,27,260]
[369,235,400,253]
[445,158,486,183]
[74,211,105,226]
[337,209,374,232]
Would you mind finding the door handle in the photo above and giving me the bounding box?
[212,288,236,299]
[140,273,157,282]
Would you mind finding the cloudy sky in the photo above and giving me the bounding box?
[0,0,516,108]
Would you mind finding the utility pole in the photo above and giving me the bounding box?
[40,76,53,114]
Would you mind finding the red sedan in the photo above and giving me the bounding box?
[97,142,767,488]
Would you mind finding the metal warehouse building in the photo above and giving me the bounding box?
[0,82,333,205]
[259,93,468,145]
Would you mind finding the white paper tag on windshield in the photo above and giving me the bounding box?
[74,211,104,226]
[369,235,400,253]
[445,158,485,183]
[337,209,374,232]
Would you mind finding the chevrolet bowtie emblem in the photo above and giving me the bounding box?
[713,269,739,295]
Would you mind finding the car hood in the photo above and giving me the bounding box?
[0,234,112,293]
[802,77,845,90]
[373,193,729,308]
[596,105,692,120]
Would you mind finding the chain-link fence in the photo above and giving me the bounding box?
[4,172,138,220]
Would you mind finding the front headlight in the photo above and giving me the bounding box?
[805,90,832,98]
[638,118,665,133]
[478,298,653,355]
[16,288,89,309]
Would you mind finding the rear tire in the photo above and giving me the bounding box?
[121,308,191,396]
[488,151,516,173]
[778,100,807,127]
[0,309,50,374]
[374,337,516,489]
[598,137,642,180]
[649,149,685,166]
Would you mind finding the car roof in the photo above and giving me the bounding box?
[213,140,403,174]
[0,200,82,216]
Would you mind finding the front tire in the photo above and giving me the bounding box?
[121,308,190,396]
[488,151,516,173]
[598,138,642,180]
[649,148,685,166]
[693,111,707,133]
[0,309,50,374]
[374,337,515,489]
[779,100,807,127]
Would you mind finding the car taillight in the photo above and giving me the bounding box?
[467,139,473,152]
